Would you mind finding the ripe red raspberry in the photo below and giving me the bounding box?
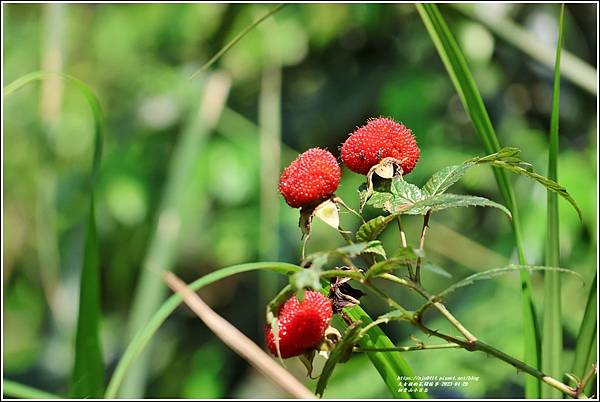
[266,291,333,358]
[340,117,420,175]
[279,148,341,208]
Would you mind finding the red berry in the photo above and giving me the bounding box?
[266,291,333,358]
[340,117,420,175]
[279,148,341,208]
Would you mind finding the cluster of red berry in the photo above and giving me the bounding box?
[266,117,420,358]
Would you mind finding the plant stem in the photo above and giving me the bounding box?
[430,301,477,343]
[335,196,366,224]
[577,364,597,397]
[415,211,431,284]
[395,215,415,279]
[412,319,584,398]
[396,215,408,248]
[354,343,460,353]
[377,272,582,398]
[362,281,405,311]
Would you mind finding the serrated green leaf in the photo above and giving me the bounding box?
[403,193,512,218]
[488,160,582,221]
[356,215,396,242]
[422,163,474,196]
[468,147,522,164]
[316,322,363,397]
[468,147,581,221]
[391,176,425,205]
[363,240,387,259]
[366,190,395,211]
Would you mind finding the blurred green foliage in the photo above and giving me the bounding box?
[3,3,597,398]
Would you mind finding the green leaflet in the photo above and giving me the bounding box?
[402,193,512,218]
[422,163,474,196]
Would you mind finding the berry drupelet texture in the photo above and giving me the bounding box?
[340,117,420,175]
[279,148,342,208]
[266,291,333,358]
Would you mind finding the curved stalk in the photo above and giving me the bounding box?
[377,272,585,398]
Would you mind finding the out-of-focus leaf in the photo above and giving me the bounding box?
[4,71,105,398]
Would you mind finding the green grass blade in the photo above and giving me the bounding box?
[71,199,104,397]
[572,273,597,385]
[3,380,61,399]
[345,307,426,399]
[542,5,565,399]
[315,322,363,397]
[415,4,541,397]
[190,4,287,79]
[4,71,105,398]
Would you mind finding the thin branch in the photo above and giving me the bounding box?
[396,215,408,248]
[412,319,584,398]
[354,343,461,353]
[395,215,415,278]
[577,364,597,398]
[380,273,476,342]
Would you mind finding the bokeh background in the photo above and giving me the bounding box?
[3,2,597,399]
